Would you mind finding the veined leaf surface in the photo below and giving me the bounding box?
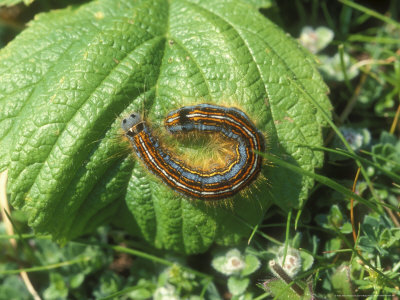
[0,0,331,253]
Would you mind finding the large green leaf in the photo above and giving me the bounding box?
[0,0,331,254]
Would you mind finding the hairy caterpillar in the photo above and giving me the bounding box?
[121,104,265,200]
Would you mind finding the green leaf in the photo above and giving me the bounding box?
[372,131,400,174]
[70,273,85,289]
[0,275,31,300]
[324,238,341,259]
[299,250,314,272]
[0,0,331,253]
[331,265,355,300]
[358,214,400,257]
[262,279,302,300]
[241,254,260,276]
[43,272,69,300]
[227,276,249,296]
[246,0,274,10]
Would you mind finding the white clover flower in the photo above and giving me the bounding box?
[276,247,302,277]
[181,269,195,280]
[153,284,179,300]
[319,52,359,81]
[212,248,245,275]
[166,264,194,280]
[329,127,371,161]
[226,254,245,272]
[298,26,334,54]
[341,127,365,151]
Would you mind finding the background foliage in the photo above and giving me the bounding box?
[0,0,399,299]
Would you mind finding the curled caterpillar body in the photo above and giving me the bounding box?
[121,104,265,200]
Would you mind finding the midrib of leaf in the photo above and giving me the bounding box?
[170,39,213,99]
[153,2,170,101]
[187,0,326,167]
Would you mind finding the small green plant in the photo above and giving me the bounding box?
[212,248,260,299]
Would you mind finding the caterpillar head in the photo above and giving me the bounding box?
[121,112,143,135]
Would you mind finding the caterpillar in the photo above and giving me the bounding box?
[121,104,265,200]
